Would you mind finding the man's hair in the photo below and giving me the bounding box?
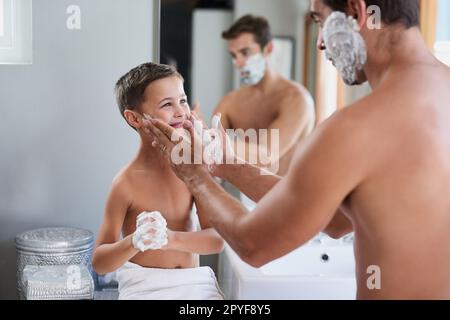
[222,14,273,49]
[115,62,183,119]
[322,0,419,29]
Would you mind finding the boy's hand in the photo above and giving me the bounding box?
[132,211,168,252]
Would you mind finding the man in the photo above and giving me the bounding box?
[146,0,450,299]
[215,15,315,175]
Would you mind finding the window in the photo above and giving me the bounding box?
[0,0,32,65]
[0,0,13,48]
[420,0,450,66]
[434,0,450,66]
[0,0,4,37]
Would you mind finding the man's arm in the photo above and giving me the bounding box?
[185,112,367,267]
[215,163,353,237]
[165,228,224,255]
[213,162,281,202]
[92,178,138,275]
[323,209,354,239]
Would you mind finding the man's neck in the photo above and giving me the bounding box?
[364,26,435,89]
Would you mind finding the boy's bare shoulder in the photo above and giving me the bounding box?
[108,164,135,200]
[110,162,167,197]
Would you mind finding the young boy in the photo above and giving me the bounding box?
[92,62,225,300]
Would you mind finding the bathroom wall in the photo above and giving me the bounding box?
[0,0,156,299]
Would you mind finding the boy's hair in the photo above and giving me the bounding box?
[115,62,183,119]
[322,0,419,29]
[222,14,273,50]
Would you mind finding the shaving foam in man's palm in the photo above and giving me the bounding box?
[211,114,221,130]
[190,113,224,165]
[203,114,225,166]
[211,113,236,164]
[132,211,168,252]
[193,119,213,145]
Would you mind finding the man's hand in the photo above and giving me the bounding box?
[142,117,209,184]
[209,116,239,178]
[189,107,236,167]
[191,102,205,123]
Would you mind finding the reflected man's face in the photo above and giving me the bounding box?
[227,32,264,69]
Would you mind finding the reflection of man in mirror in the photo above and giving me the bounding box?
[214,15,315,176]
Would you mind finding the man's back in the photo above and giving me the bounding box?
[341,61,450,299]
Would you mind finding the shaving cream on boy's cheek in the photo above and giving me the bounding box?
[323,12,367,85]
[239,53,267,86]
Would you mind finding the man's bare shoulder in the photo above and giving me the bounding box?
[316,95,382,150]
[280,79,314,108]
[215,87,252,112]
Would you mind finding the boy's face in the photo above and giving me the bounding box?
[139,76,190,129]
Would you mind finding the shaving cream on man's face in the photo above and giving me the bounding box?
[239,53,267,86]
[322,11,367,85]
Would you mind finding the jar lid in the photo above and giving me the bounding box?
[15,227,94,254]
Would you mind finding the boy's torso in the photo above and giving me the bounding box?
[121,162,199,269]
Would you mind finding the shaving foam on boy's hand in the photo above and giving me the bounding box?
[205,114,224,165]
[210,113,236,164]
[132,211,168,252]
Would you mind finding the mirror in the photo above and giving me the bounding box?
[161,0,314,123]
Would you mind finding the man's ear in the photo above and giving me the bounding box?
[347,0,367,29]
[263,41,274,56]
[124,110,142,130]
